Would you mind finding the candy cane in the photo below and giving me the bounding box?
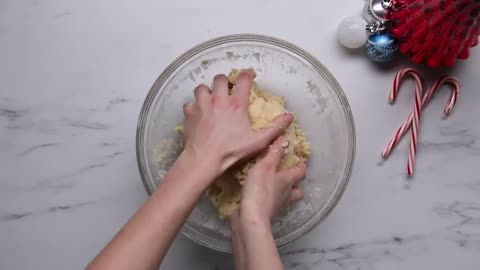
[382,74,460,159]
[406,72,423,176]
[422,75,460,117]
[381,68,423,159]
[389,67,421,103]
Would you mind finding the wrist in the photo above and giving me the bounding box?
[238,211,272,235]
[181,145,231,176]
[175,148,222,185]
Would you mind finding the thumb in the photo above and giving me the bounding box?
[255,112,294,147]
[288,187,304,203]
[260,136,289,170]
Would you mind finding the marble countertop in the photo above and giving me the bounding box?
[1,0,479,269]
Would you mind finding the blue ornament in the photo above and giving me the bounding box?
[366,33,398,62]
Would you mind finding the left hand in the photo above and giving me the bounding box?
[239,136,306,223]
[182,70,293,178]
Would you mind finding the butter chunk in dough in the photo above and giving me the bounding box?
[206,69,311,218]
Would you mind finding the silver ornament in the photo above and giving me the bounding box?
[363,0,392,23]
[362,1,377,23]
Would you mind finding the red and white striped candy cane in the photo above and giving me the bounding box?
[422,75,460,117]
[388,67,421,103]
[381,68,423,160]
[382,74,460,159]
[406,72,423,176]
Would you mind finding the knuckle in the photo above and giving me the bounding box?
[280,165,306,184]
[261,162,274,171]
[211,96,223,105]
[292,189,304,201]
[229,98,242,108]
[259,159,276,171]
[238,71,253,81]
[282,172,295,184]
[267,146,284,158]
[294,165,307,181]
[194,84,209,93]
[183,103,191,114]
[249,167,269,181]
[228,102,241,111]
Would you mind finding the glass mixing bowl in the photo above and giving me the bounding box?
[136,34,355,252]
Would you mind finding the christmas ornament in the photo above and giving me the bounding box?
[337,16,369,48]
[366,32,398,62]
[338,0,480,67]
[363,1,376,23]
[363,0,392,23]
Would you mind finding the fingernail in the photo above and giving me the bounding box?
[240,69,255,78]
[277,135,287,144]
[242,68,255,74]
[283,112,293,122]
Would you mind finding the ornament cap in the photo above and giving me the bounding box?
[369,0,393,21]
[366,20,392,35]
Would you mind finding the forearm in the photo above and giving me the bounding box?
[230,212,246,270]
[239,216,283,270]
[87,152,217,270]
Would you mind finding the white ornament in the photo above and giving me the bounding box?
[337,16,368,49]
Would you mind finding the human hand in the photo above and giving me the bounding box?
[239,136,307,224]
[182,70,294,177]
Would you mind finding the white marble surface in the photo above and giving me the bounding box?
[1,0,480,269]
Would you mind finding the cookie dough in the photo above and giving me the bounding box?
[181,69,311,218]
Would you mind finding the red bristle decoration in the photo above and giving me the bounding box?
[390,0,480,67]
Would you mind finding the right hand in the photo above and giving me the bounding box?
[181,71,294,180]
[239,136,307,223]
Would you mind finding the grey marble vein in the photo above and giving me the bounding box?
[104,152,123,158]
[413,125,480,154]
[0,201,98,222]
[66,121,109,130]
[106,97,129,111]
[0,212,31,222]
[97,142,115,147]
[0,108,25,121]
[32,162,108,190]
[433,201,480,228]
[19,142,62,156]
[446,180,480,191]
[281,234,432,269]
[419,133,479,153]
[278,200,480,269]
